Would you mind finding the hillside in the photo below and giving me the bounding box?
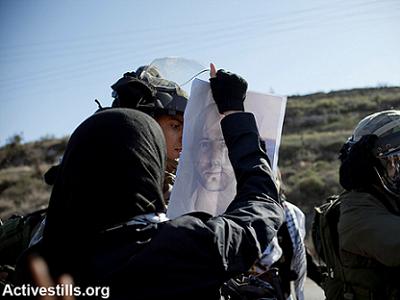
[280,86,399,228]
[1,86,399,229]
[0,136,67,219]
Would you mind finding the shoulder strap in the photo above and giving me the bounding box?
[313,193,358,299]
[312,193,341,263]
[318,194,347,281]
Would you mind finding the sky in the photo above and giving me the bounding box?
[0,0,399,144]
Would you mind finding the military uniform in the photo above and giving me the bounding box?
[329,110,400,300]
[337,188,400,299]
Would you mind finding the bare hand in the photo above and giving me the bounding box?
[29,256,75,300]
[210,63,217,78]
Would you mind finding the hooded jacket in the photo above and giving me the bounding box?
[32,109,283,299]
[41,109,166,278]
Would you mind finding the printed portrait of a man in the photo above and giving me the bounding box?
[167,79,286,219]
[194,104,234,192]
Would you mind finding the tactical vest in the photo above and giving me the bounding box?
[0,209,46,266]
[0,209,46,293]
[313,193,400,300]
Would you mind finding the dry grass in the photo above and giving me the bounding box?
[0,86,399,228]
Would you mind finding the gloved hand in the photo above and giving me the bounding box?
[210,69,248,114]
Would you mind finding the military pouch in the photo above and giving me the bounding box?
[0,209,46,266]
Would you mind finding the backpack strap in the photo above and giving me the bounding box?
[318,192,400,300]
[313,192,357,299]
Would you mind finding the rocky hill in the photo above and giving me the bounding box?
[1,86,399,230]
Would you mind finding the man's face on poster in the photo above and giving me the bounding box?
[195,116,234,191]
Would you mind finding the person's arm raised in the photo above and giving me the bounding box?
[209,63,247,117]
[206,65,284,273]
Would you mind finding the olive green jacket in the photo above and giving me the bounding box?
[338,189,400,267]
[337,189,400,299]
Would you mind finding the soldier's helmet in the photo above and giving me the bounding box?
[111,65,188,117]
[347,110,400,197]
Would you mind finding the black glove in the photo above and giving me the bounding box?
[210,69,248,114]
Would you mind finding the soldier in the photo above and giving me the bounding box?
[110,65,188,202]
[324,110,400,299]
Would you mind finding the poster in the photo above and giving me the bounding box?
[167,79,286,218]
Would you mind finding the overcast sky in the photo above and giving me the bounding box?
[1,0,399,144]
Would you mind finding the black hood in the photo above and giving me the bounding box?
[42,108,166,275]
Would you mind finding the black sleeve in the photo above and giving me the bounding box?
[126,112,285,294]
[204,112,284,276]
[221,112,279,205]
